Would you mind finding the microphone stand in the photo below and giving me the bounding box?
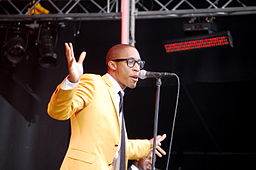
[151,78,162,170]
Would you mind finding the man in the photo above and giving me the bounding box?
[129,152,152,170]
[48,43,166,170]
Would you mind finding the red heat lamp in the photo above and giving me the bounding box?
[164,31,233,53]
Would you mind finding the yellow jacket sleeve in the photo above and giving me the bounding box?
[127,139,151,160]
[47,74,96,120]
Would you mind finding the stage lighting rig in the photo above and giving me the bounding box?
[2,24,28,66]
[163,31,233,53]
[37,22,58,68]
[163,17,233,53]
[183,17,217,34]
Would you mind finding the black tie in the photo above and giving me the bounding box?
[119,91,123,114]
[118,91,126,170]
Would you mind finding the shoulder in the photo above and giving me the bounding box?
[78,74,107,89]
[81,73,102,79]
[79,73,105,83]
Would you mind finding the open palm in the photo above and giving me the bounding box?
[65,43,86,83]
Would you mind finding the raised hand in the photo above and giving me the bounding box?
[149,134,167,157]
[65,42,86,83]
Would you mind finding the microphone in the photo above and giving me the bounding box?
[139,69,174,79]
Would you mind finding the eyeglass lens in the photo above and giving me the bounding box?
[127,58,144,69]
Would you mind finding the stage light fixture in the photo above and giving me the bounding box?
[2,27,27,66]
[38,24,57,68]
[183,17,217,34]
[163,31,233,53]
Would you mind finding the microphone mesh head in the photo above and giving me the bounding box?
[139,70,147,79]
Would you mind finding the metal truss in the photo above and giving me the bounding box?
[0,0,256,21]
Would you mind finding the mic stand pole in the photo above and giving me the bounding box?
[151,78,162,170]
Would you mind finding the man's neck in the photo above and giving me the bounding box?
[106,73,124,93]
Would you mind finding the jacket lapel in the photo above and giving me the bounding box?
[102,74,121,128]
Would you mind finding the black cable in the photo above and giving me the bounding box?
[165,73,180,170]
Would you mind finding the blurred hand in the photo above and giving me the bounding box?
[65,42,86,83]
[149,134,167,157]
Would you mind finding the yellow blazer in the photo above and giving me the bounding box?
[48,74,151,170]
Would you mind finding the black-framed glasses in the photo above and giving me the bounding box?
[112,58,145,69]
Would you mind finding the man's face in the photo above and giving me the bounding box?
[113,47,142,89]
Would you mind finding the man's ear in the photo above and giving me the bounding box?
[108,61,117,70]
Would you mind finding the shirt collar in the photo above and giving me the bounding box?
[130,164,140,170]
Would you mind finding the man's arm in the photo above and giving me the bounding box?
[127,139,151,160]
[47,42,87,120]
[127,134,166,160]
[47,75,96,120]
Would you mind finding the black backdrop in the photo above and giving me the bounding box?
[0,14,256,170]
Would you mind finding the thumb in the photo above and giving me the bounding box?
[78,51,86,64]
[158,134,167,142]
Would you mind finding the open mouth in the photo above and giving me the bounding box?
[130,75,139,81]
